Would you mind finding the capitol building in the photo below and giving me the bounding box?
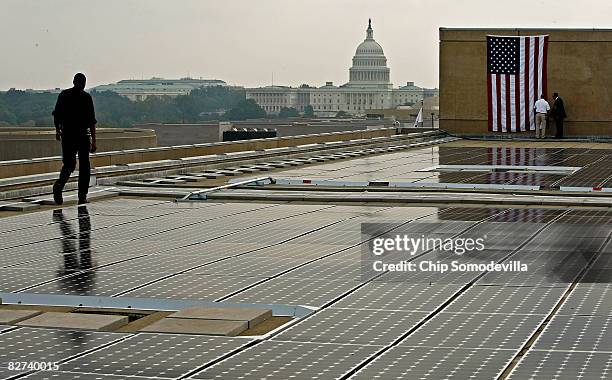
[246,19,438,117]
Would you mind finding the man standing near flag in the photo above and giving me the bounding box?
[551,92,567,138]
[534,94,550,138]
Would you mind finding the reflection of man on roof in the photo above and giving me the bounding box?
[52,73,97,205]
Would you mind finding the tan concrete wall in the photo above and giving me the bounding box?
[440,28,612,136]
[0,128,398,179]
[0,128,157,160]
[137,120,395,146]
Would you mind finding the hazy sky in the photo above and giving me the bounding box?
[2,0,612,90]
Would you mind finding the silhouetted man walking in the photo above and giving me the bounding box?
[551,92,567,139]
[52,73,97,205]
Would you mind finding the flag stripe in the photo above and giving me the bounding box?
[519,38,526,132]
[523,37,530,131]
[491,74,498,132]
[529,37,536,130]
[487,74,493,131]
[513,75,519,132]
[534,37,540,105]
[496,73,502,132]
[542,36,549,98]
[489,74,499,132]
[538,36,544,100]
[500,74,507,132]
[506,74,512,132]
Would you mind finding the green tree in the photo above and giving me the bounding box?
[278,107,300,118]
[225,99,267,121]
[0,86,249,127]
[303,105,315,117]
[335,110,350,118]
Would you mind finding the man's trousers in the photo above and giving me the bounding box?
[55,135,91,200]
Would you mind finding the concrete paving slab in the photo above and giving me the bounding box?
[116,180,150,186]
[28,188,118,206]
[176,176,204,182]
[1,202,41,211]
[0,309,42,324]
[17,312,128,331]
[249,165,273,171]
[141,177,167,183]
[202,173,226,179]
[169,306,272,328]
[230,167,259,173]
[140,317,247,336]
[158,179,187,184]
[215,170,241,176]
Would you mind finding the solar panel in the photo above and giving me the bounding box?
[445,285,566,315]
[21,371,156,379]
[531,315,612,352]
[227,278,362,307]
[120,274,263,301]
[58,333,251,379]
[559,284,612,316]
[332,283,460,312]
[188,256,306,277]
[399,312,544,350]
[0,269,74,292]
[100,254,223,274]
[274,308,429,345]
[0,328,126,377]
[190,341,380,380]
[26,270,168,297]
[351,346,514,380]
[509,350,612,379]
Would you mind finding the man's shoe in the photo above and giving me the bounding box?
[53,183,63,205]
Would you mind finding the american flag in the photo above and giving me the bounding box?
[487,35,549,132]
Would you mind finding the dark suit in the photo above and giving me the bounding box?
[551,97,567,138]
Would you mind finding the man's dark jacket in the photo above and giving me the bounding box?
[551,97,567,120]
[52,88,97,136]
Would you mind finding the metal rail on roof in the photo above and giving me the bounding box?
[0,292,314,318]
[179,176,275,201]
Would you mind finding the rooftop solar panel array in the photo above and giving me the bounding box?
[0,195,610,379]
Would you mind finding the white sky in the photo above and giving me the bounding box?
[1,0,611,90]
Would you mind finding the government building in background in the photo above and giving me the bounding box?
[246,19,438,117]
[93,77,229,101]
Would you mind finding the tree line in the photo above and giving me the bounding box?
[0,86,309,128]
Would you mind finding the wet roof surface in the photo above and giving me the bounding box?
[0,197,610,379]
[270,146,612,188]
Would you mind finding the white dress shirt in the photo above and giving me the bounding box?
[534,99,550,114]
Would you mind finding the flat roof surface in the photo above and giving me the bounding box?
[266,145,612,188]
[0,196,610,378]
[1,137,611,379]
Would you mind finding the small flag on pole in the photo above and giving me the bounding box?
[413,107,423,127]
